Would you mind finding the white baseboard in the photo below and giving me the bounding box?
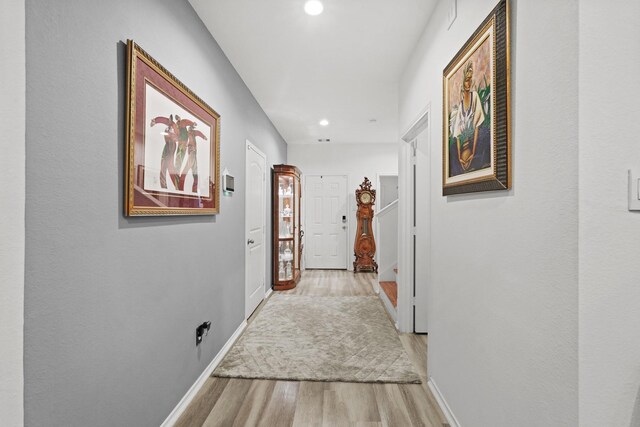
[264,287,273,300]
[378,288,397,322]
[161,320,247,427]
[428,377,461,427]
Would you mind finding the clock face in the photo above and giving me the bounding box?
[359,191,372,204]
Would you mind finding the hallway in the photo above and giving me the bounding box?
[175,270,447,427]
[7,1,639,425]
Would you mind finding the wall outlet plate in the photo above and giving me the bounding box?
[628,170,640,211]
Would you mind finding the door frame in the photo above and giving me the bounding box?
[302,173,349,270]
[245,140,267,319]
[374,173,399,295]
[398,104,431,333]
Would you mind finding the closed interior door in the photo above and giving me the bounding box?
[305,175,347,269]
[245,142,266,318]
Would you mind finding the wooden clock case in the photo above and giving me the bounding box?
[353,177,378,273]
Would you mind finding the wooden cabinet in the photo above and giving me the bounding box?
[272,165,302,290]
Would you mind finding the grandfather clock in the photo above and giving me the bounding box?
[354,177,378,273]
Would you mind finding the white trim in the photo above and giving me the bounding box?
[446,0,457,30]
[401,103,432,143]
[397,105,431,333]
[245,140,267,319]
[161,320,248,427]
[264,287,273,300]
[428,377,461,427]
[378,287,397,322]
[396,141,414,333]
[377,199,398,217]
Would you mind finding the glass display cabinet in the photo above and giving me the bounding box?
[272,165,302,290]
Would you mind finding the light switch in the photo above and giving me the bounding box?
[628,170,640,211]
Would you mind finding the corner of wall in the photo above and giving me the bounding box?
[0,0,25,425]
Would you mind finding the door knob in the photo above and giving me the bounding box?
[342,226,347,230]
[247,239,255,245]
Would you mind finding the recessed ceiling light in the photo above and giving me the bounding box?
[319,119,329,126]
[304,0,324,16]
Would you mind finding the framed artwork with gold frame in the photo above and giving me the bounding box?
[125,40,220,215]
[442,0,510,195]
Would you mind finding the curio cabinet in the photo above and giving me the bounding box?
[272,165,303,290]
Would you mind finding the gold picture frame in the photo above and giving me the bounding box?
[125,40,220,215]
[442,0,510,195]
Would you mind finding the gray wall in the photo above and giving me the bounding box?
[400,0,578,425]
[24,1,286,426]
[579,0,640,425]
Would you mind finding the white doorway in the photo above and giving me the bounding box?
[399,106,431,333]
[245,141,267,318]
[305,175,348,269]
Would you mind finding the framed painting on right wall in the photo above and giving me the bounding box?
[443,0,511,195]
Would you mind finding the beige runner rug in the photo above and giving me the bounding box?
[213,295,421,383]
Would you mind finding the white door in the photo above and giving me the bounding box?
[305,175,348,269]
[245,141,266,318]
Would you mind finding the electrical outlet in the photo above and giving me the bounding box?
[195,321,212,346]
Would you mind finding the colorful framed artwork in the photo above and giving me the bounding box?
[125,40,220,215]
[442,0,510,195]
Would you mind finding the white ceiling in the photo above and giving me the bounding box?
[190,0,437,144]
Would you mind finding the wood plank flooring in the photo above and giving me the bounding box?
[175,270,448,427]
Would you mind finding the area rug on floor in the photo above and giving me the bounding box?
[213,295,421,383]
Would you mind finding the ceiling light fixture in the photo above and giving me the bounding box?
[319,119,329,126]
[304,0,324,16]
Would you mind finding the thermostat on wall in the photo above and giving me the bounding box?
[223,173,235,193]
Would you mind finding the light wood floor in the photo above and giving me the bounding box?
[175,270,448,427]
